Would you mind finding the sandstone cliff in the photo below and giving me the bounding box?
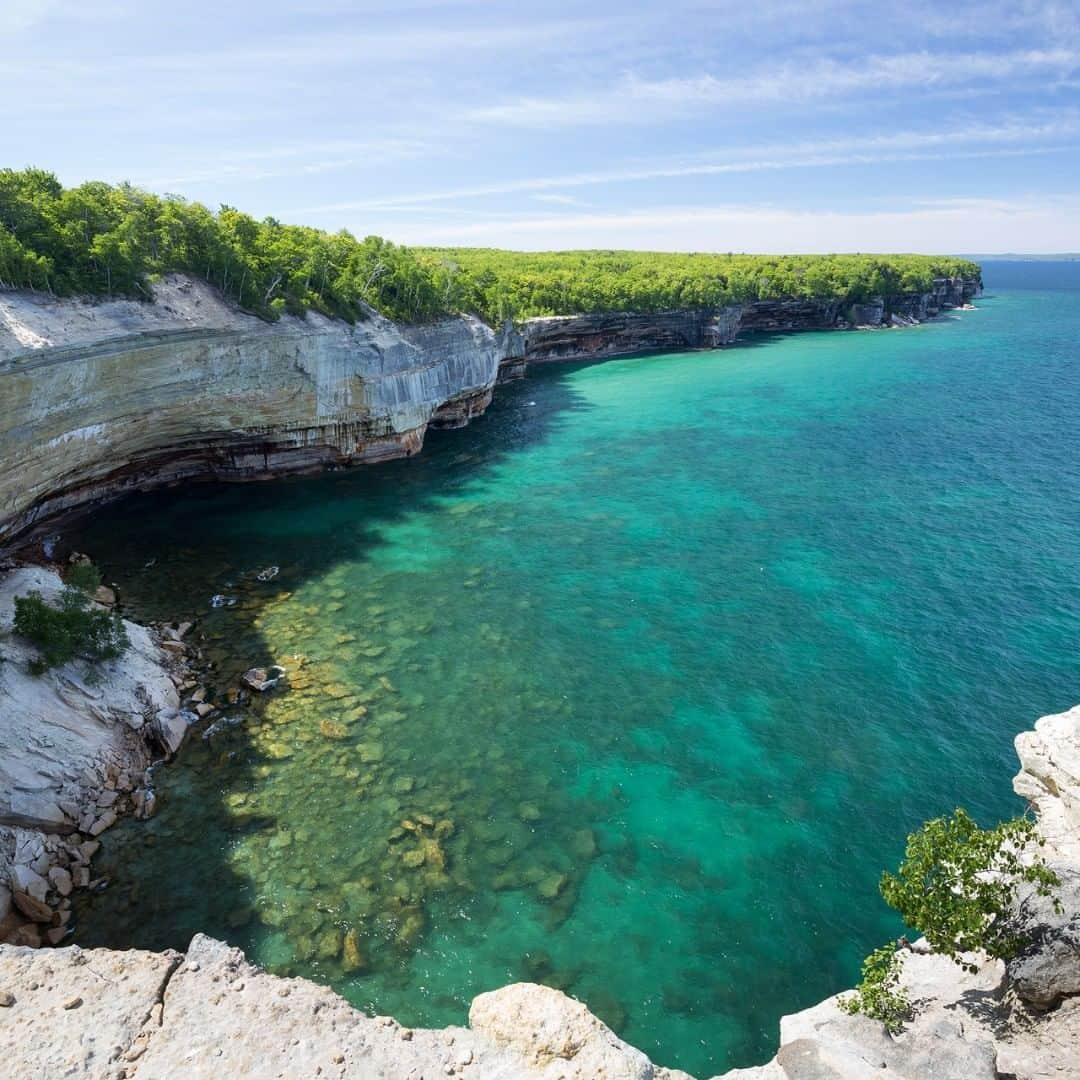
[0,273,977,552]
[0,276,516,549]
[520,276,980,363]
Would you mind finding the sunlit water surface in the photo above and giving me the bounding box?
[71,263,1080,1075]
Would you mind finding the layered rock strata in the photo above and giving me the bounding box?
[0,274,978,551]
[520,276,980,362]
[0,276,511,549]
[0,702,1074,1078]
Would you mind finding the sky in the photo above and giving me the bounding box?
[3,0,1080,252]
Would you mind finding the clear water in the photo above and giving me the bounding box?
[71,263,1080,1076]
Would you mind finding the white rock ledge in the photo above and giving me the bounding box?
[0,565,190,950]
[0,934,695,1080]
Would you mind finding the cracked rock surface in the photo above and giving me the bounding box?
[0,942,179,1079]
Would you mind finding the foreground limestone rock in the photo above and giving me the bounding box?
[1014,704,1080,864]
[0,941,180,1078]
[0,678,1074,1076]
[1008,868,1080,1010]
[759,950,1001,1080]
[1008,705,1080,1010]
[0,934,692,1079]
[469,982,691,1078]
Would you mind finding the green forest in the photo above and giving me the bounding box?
[0,168,980,326]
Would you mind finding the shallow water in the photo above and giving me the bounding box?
[71,264,1080,1075]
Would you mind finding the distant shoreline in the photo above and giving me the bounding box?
[962,254,1080,261]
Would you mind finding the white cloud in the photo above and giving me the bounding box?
[366,195,1080,253]
[0,0,53,31]
[1,0,124,32]
[3,18,600,79]
[300,118,1079,213]
[126,137,434,189]
[469,48,1080,128]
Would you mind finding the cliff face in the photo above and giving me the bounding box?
[0,276,506,548]
[521,275,980,362]
[519,309,717,362]
[0,273,979,551]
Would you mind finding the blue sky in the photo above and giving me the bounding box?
[5,0,1080,251]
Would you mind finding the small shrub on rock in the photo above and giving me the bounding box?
[13,586,129,674]
[65,561,103,594]
[880,808,1061,972]
[839,945,910,1034]
[844,808,1061,1034]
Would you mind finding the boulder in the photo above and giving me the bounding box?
[13,891,54,923]
[469,981,662,1078]
[1,793,69,833]
[92,585,116,606]
[243,666,285,692]
[47,866,72,897]
[10,865,48,903]
[1007,866,1080,1008]
[154,708,191,754]
[87,810,117,837]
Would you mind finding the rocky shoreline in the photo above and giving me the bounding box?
[8,269,1066,1079]
[0,273,980,553]
[517,276,979,365]
[0,561,207,954]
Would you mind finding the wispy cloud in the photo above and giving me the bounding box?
[300,115,1080,213]
[5,0,1080,254]
[470,48,1080,128]
[3,18,602,79]
[1,0,125,33]
[368,194,1080,253]
[128,137,435,189]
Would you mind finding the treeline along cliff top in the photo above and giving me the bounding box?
[0,168,980,326]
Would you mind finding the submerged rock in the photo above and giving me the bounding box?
[243,666,286,693]
[342,929,368,974]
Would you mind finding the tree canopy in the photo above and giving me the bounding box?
[417,247,980,323]
[0,169,980,326]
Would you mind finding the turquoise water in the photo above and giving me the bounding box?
[71,265,1080,1075]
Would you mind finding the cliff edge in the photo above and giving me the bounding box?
[0,275,518,550]
[0,273,978,553]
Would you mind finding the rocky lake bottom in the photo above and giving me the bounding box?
[68,264,1080,1076]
